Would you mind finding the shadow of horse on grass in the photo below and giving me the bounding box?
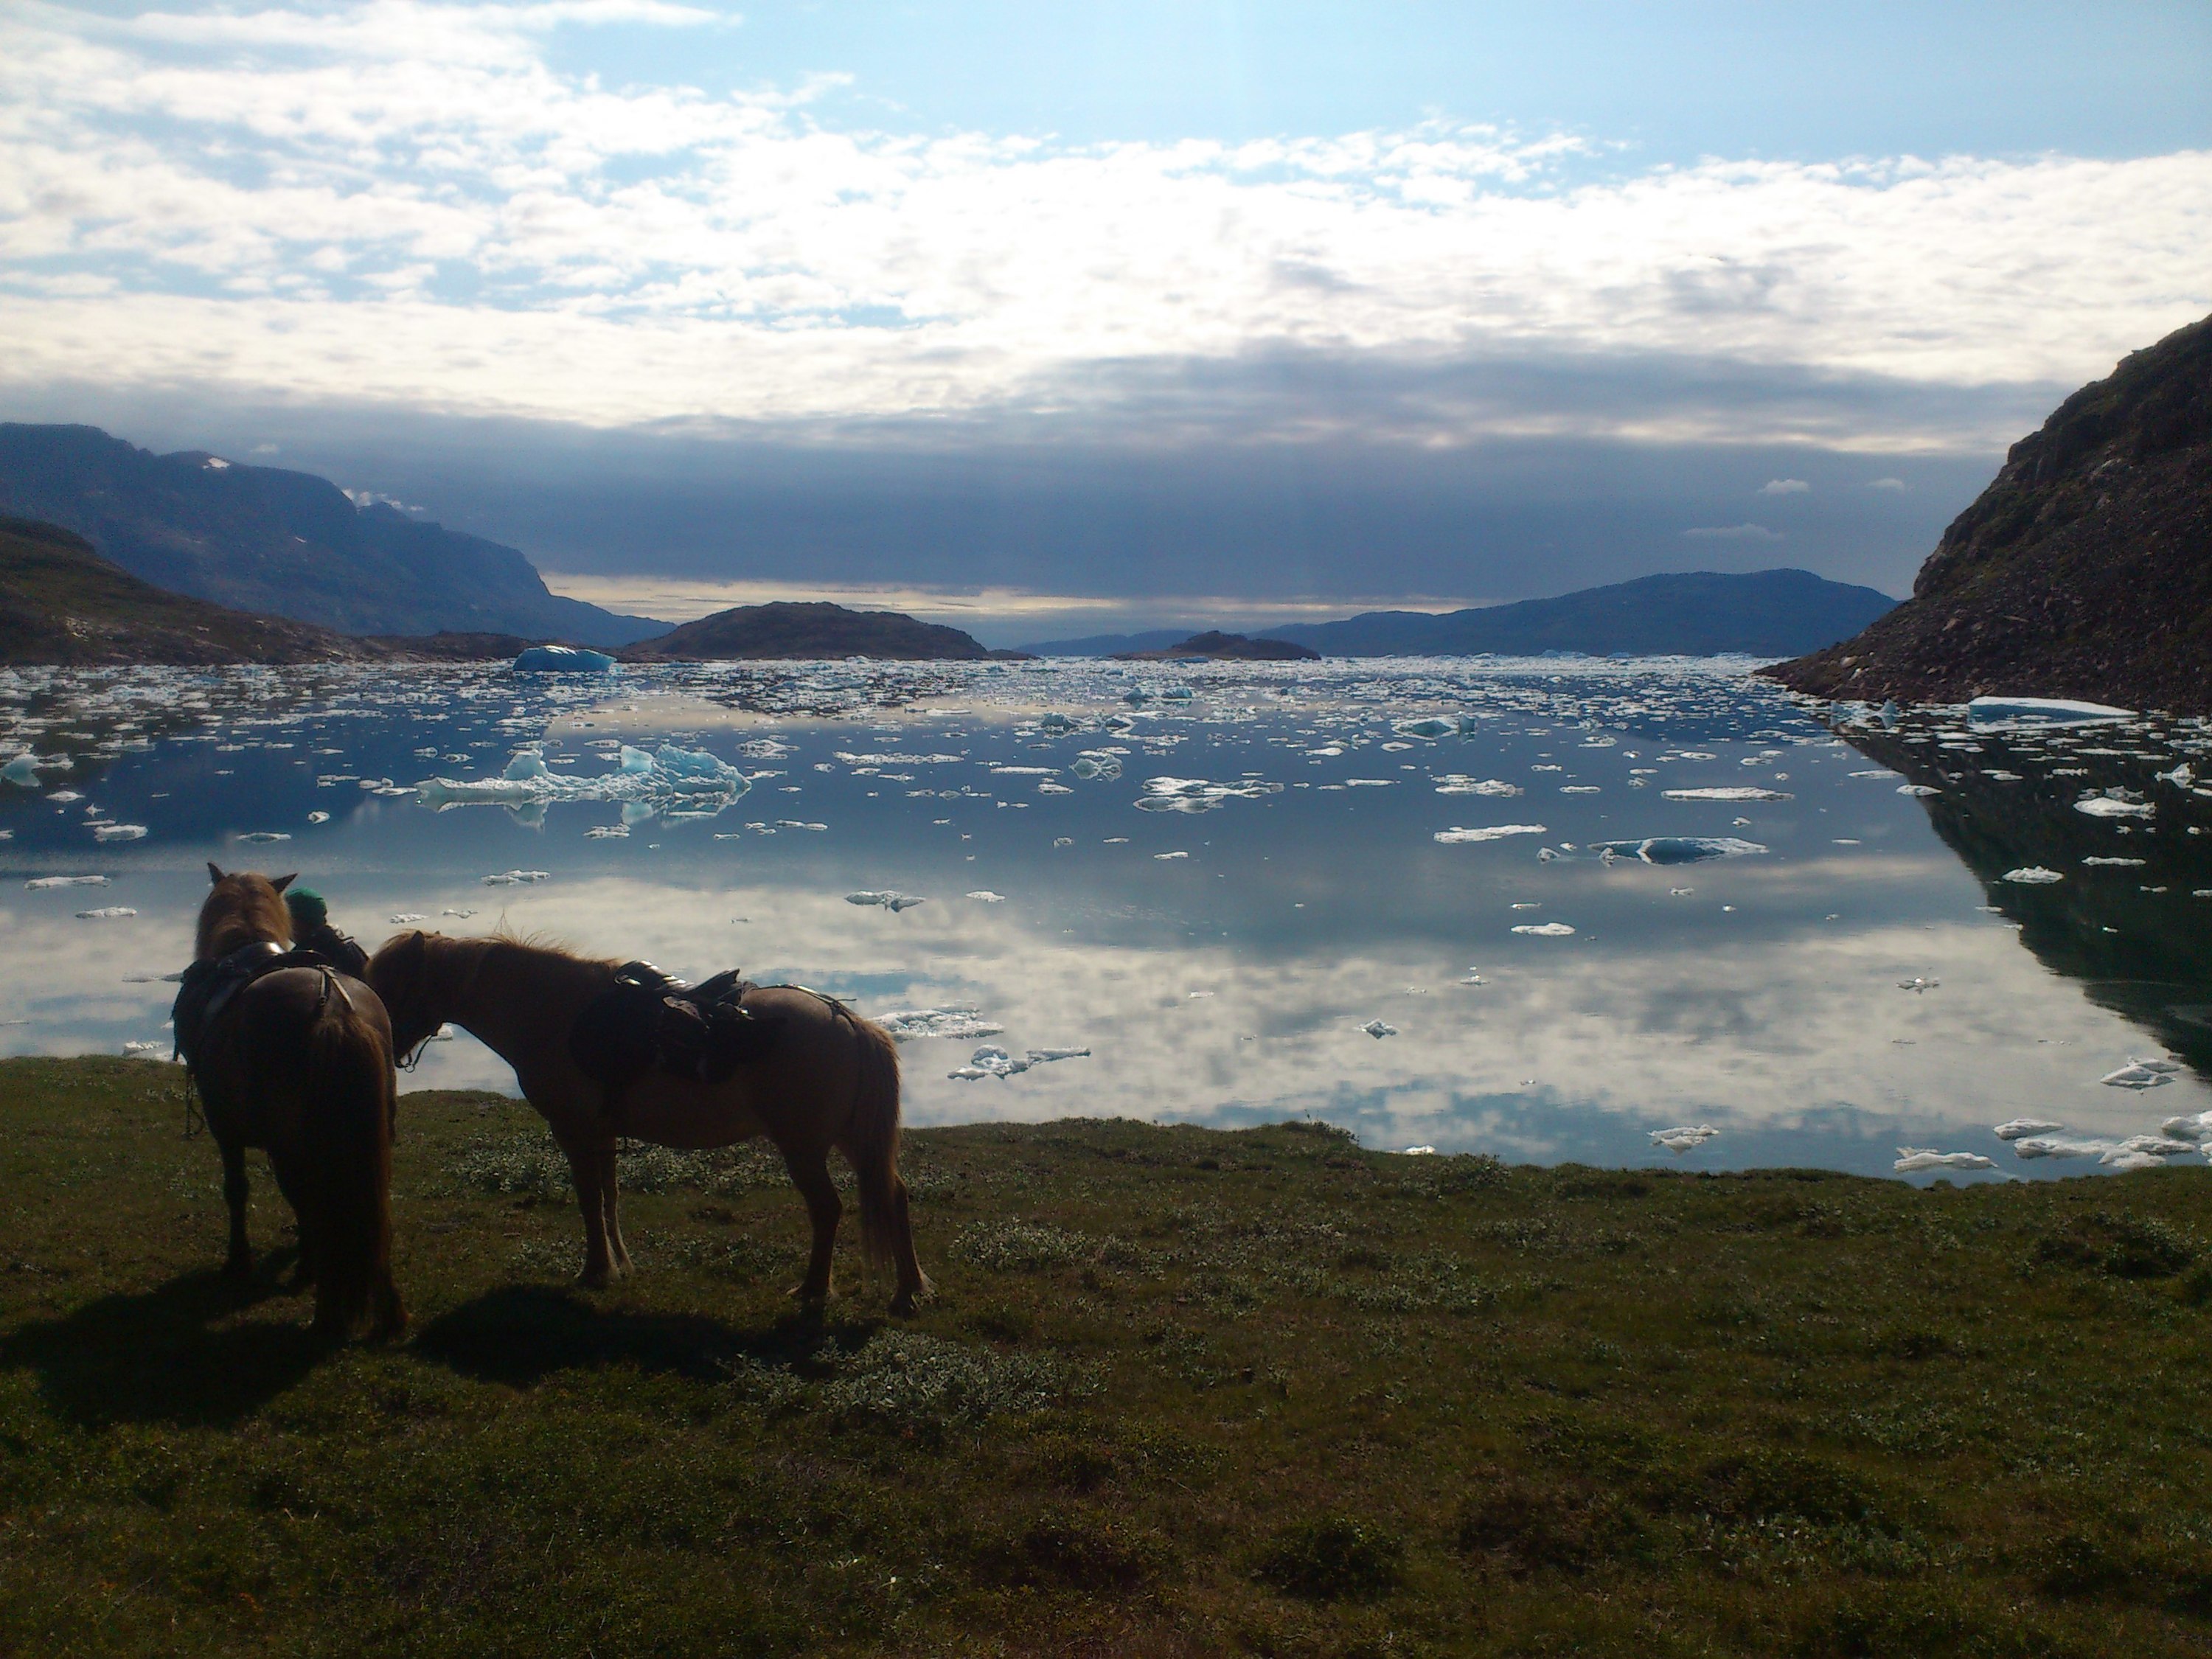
[0,1261,324,1428]
[410,1284,870,1388]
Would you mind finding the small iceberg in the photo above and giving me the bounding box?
[1651,1124,1718,1154]
[2000,866,2065,885]
[1894,1148,1994,1173]
[1994,1119,2064,1141]
[75,905,136,919]
[1966,695,2132,728]
[880,1007,1004,1042]
[846,890,926,912]
[1392,717,1458,740]
[1511,921,1576,937]
[1590,836,1765,865]
[2101,1060,2177,1089]
[418,745,750,824]
[481,869,551,886]
[1434,776,1522,796]
[512,644,616,673]
[1434,824,1547,844]
[26,875,108,890]
[1135,776,1284,813]
[91,824,147,842]
[1661,786,1792,802]
[1360,1019,1399,1038]
[1896,784,1942,798]
[2074,793,2154,820]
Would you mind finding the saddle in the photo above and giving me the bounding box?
[569,961,785,1099]
[170,940,363,1069]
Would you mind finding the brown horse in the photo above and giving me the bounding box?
[189,867,405,1340]
[366,931,930,1314]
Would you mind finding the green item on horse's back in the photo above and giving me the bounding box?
[285,886,328,933]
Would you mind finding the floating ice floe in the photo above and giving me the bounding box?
[1392,717,1458,740]
[965,891,1005,902]
[1848,769,1900,779]
[75,906,136,919]
[1433,776,1522,796]
[2082,857,2146,867]
[1,754,69,786]
[1153,850,1188,860]
[1511,922,1576,936]
[1434,824,1547,844]
[2160,1110,2212,1143]
[1661,786,1792,802]
[306,811,330,824]
[846,890,927,911]
[26,875,108,890]
[1360,1019,1398,1038]
[1896,784,1942,798]
[947,1043,1091,1080]
[389,913,425,925]
[1070,754,1123,781]
[1651,1124,1719,1153]
[2011,1134,2197,1168]
[2100,1062,2175,1090]
[481,869,551,886]
[1897,977,1938,992]
[122,970,184,984]
[122,1040,166,1056]
[585,824,629,838]
[442,908,476,919]
[1403,1145,1437,1155]
[91,824,147,841]
[1135,776,1284,813]
[234,831,290,844]
[880,1007,1005,1042]
[1994,1119,2065,1141]
[417,745,750,824]
[2001,866,2065,885]
[1591,835,1765,865]
[512,644,616,673]
[2074,793,2154,820]
[1966,695,2133,728]
[1894,1148,1994,1173]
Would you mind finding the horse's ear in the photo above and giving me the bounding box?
[271,873,296,894]
[207,862,224,885]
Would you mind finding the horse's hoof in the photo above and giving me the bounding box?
[787,1283,830,1305]
[221,1256,253,1282]
[577,1267,611,1290]
[888,1291,917,1318]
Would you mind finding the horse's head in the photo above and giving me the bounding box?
[196,864,296,961]
[366,929,443,1062]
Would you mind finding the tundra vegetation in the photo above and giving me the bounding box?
[2,1055,2209,1656]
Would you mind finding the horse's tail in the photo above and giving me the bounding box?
[844,1012,931,1311]
[303,981,406,1341]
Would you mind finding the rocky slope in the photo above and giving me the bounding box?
[1110,630,1319,661]
[0,515,386,666]
[1767,313,2212,711]
[0,424,664,647]
[619,600,1018,661]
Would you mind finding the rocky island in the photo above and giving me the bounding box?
[619,599,1026,662]
[1768,312,2211,711]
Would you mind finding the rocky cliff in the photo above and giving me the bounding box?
[1767,313,2212,711]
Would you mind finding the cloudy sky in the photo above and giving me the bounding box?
[4,1,2207,639]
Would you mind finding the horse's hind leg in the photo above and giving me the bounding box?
[267,1149,318,1293]
[219,1138,254,1279]
[782,1146,841,1304]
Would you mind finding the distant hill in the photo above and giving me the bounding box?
[1270,570,1896,658]
[620,600,1022,661]
[1767,312,2212,712]
[0,515,380,665]
[0,424,666,647]
[1110,630,1319,661]
[1025,627,1191,657]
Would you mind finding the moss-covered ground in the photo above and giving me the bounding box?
[3,1055,2210,1656]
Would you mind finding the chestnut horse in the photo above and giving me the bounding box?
[367,931,930,1314]
[189,867,405,1340]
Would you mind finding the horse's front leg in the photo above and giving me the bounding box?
[597,1140,631,1279]
[782,1145,841,1304]
[552,1124,616,1289]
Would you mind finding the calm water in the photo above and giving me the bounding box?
[6,656,2211,1183]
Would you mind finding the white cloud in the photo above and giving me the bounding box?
[1759,478,1810,494]
[1867,476,1909,490]
[0,0,2207,448]
[1681,523,1784,540]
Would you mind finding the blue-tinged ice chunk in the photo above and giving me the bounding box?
[512,645,616,673]
[1590,835,1767,865]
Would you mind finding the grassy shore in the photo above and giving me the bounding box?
[2,1056,2210,1656]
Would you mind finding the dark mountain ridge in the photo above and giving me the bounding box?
[1767,312,2212,711]
[620,600,1023,661]
[1110,630,1319,661]
[0,423,664,647]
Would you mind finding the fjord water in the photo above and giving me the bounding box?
[5,656,2210,1183]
